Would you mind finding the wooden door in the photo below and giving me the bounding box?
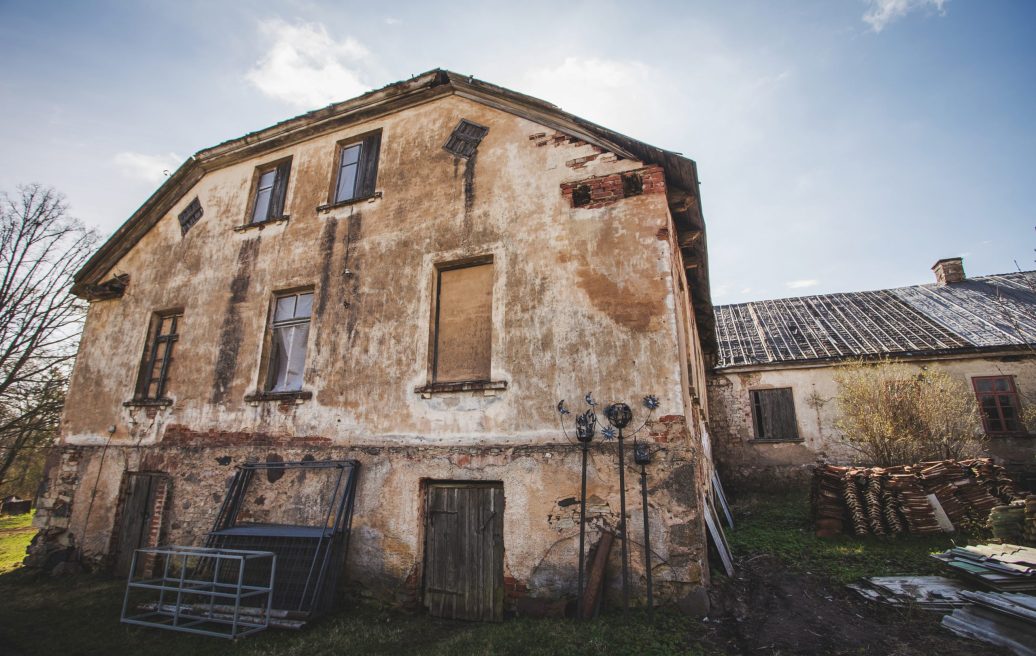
[113,473,165,577]
[424,483,504,621]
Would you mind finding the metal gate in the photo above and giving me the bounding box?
[423,482,504,621]
[113,472,168,577]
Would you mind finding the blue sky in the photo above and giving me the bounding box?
[1,0,1032,303]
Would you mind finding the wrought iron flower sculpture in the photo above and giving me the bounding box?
[642,394,660,411]
[585,392,597,407]
[601,426,617,440]
[557,400,571,416]
[604,402,633,429]
[574,409,597,443]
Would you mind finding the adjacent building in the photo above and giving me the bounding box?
[708,258,1036,487]
[33,70,719,617]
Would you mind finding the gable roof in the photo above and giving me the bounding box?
[72,69,715,352]
[714,271,1036,369]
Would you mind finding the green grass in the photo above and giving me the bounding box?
[0,511,35,574]
[0,571,711,656]
[725,489,968,584]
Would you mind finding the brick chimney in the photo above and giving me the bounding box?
[932,257,966,285]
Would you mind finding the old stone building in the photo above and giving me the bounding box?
[708,258,1036,487]
[33,70,719,616]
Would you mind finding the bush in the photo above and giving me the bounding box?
[834,359,984,467]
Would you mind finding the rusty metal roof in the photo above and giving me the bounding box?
[714,271,1036,369]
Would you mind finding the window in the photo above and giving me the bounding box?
[250,160,291,224]
[973,376,1023,434]
[135,312,182,401]
[266,291,313,393]
[443,120,488,158]
[433,261,493,383]
[178,198,203,235]
[333,131,381,204]
[750,388,799,441]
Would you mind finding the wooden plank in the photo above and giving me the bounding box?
[425,483,504,621]
[114,474,153,577]
[434,264,493,382]
[579,531,614,619]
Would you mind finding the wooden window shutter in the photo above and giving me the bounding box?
[268,160,291,219]
[751,388,799,440]
[434,263,493,383]
[357,132,381,199]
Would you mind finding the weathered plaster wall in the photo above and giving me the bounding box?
[38,93,712,608]
[37,418,706,607]
[62,94,687,446]
[708,353,1036,486]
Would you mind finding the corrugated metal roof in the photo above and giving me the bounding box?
[714,271,1036,368]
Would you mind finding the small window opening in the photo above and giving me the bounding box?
[572,184,591,207]
[750,388,799,441]
[443,120,489,159]
[621,172,643,197]
[178,198,203,235]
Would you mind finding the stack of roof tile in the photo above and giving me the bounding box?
[1026,497,1036,544]
[810,458,1022,537]
[811,464,848,537]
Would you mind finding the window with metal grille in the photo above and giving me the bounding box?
[973,376,1024,434]
[250,159,291,224]
[333,131,381,204]
[177,198,203,235]
[443,120,488,159]
[433,261,493,383]
[266,291,314,393]
[750,388,800,441]
[135,312,182,400]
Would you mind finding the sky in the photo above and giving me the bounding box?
[0,0,1033,304]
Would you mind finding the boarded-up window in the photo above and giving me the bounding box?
[434,262,493,383]
[750,388,799,440]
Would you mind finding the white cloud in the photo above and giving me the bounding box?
[863,0,948,33]
[113,151,182,184]
[246,19,372,109]
[786,279,819,289]
[739,288,752,295]
[514,53,791,163]
[384,17,401,25]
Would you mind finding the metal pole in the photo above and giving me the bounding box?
[577,441,589,619]
[640,463,653,620]
[617,428,630,614]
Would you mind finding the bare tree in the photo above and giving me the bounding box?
[834,359,985,467]
[0,184,96,492]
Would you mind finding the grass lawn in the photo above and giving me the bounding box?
[0,488,976,656]
[725,488,970,584]
[0,511,36,574]
[0,570,711,656]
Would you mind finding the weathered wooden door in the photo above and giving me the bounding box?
[113,473,166,577]
[424,483,504,621]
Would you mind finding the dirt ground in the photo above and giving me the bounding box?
[703,554,1008,655]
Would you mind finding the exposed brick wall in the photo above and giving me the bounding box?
[561,165,666,209]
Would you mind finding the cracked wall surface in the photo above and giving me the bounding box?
[36,93,713,610]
